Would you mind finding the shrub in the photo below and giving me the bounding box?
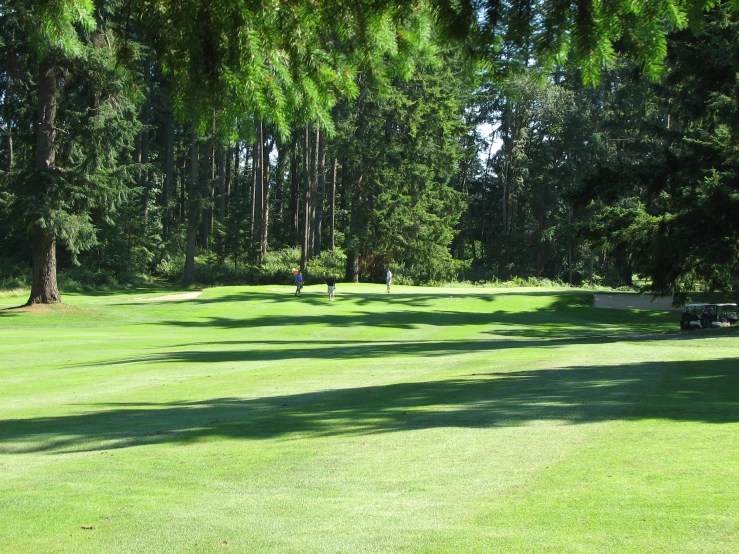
[306,248,346,281]
[0,257,30,290]
[261,248,302,284]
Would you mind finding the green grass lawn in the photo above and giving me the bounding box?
[1,284,737,553]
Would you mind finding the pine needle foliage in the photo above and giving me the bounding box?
[432,0,722,85]
[3,2,143,260]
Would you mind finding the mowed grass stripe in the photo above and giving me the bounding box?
[0,285,737,553]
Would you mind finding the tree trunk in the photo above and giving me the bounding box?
[5,42,16,172]
[200,141,214,252]
[260,136,272,262]
[6,129,11,172]
[346,173,363,283]
[140,61,151,232]
[224,146,232,216]
[27,59,61,305]
[183,133,199,285]
[163,111,175,239]
[291,139,300,245]
[308,127,319,255]
[536,215,545,277]
[567,243,573,285]
[567,210,573,285]
[140,128,150,230]
[346,251,360,283]
[301,126,310,269]
[588,250,594,286]
[28,231,61,304]
[275,140,287,228]
[217,142,226,263]
[480,139,494,260]
[313,133,326,257]
[233,143,240,200]
[253,120,264,259]
[180,156,187,223]
[352,255,359,283]
[330,157,337,251]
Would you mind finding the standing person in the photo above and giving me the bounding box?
[386,268,392,293]
[326,274,336,301]
[294,271,304,296]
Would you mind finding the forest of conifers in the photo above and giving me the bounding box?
[1,0,738,304]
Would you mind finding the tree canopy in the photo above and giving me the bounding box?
[1,0,738,303]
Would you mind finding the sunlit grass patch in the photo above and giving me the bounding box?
[0,285,737,553]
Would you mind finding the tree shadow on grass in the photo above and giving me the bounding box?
[88,330,716,368]
[131,288,582,309]
[114,289,508,309]
[153,300,674,336]
[2,358,736,454]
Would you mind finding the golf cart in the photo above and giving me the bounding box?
[680,304,706,330]
[699,303,739,329]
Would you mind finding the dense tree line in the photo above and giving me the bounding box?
[1,0,736,304]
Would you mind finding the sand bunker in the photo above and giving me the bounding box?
[594,294,677,311]
[136,291,203,302]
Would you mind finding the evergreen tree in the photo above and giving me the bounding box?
[3,0,142,304]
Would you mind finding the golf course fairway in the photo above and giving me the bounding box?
[1,284,737,553]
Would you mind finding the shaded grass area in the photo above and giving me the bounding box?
[1,285,738,553]
[2,358,737,455]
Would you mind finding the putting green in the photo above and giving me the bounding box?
[1,285,737,553]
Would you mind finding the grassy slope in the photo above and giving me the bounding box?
[0,284,737,553]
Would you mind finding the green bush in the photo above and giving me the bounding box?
[261,248,302,284]
[0,257,30,290]
[154,253,186,282]
[306,248,346,281]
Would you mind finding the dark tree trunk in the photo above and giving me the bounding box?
[180,155,187,223]
[140,61,151,231]
[29,231,61,304]
[6,130,11,172]
[250,132,259,249]
[330,157,337,251]
[536,215,545,277]
[163,111,175,239]
[345,251,357,283]
[274,139,287,225]
[588,250,594,286]
[217,142,226,263]
[301,126,311,269]
[183,133,199,285]
[568,210,573,285]
[291,139,300,245]
[260,136,273,262]
[346,173,363,283]
[253,119,264,258]
[5,42,16,172]
[28,59,61,305]
[308,127,319,255]
[224,146,232,217]
[313,132,326,257]
[233,143,240,199]
[140,129,150,230]
[616,254,633,286]
[35,65,57,166]
[568,243,573,285]
[200,141,215,252]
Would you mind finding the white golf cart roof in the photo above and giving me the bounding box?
[715,303,737,307]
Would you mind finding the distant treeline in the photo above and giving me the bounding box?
[1,1,737,304]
